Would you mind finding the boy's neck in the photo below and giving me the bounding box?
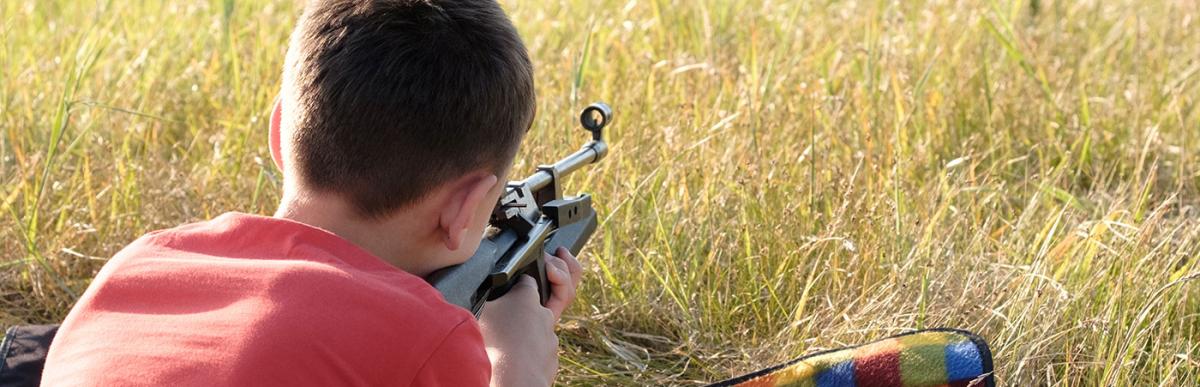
[273,190,444,277]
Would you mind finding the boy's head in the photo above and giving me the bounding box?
[269,0,535,271]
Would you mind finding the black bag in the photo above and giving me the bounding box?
[0,325,58,387]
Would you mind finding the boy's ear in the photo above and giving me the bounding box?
[269,98,285,171]
[438,173,499,251]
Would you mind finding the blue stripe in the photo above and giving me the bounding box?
[816,360,856,387]
[944,340,983,380]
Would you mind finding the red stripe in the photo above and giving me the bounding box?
[854,349,901,387]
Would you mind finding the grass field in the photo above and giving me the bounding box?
[3,0,1199,385]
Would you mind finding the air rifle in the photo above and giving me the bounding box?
[426,102,612,316]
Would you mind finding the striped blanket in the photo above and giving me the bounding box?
[708,328,994,387]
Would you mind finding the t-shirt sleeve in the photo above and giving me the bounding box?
[409,320,491,386]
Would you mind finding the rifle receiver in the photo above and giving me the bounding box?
[426,102,612,316]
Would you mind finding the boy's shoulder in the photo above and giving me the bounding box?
[45,212,487,386]
[132,211,476,327]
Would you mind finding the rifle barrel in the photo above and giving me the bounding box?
[519,140,608,192]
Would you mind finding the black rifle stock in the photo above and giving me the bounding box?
[426,102,612,316]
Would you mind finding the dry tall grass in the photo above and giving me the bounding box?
[2,0,1198,385]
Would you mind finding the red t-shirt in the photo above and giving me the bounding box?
[41,212,489,386]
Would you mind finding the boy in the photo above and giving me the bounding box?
[40,0,583,386]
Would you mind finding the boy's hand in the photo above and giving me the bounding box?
[477,248,581,387]
[543,247,583,321]
[479,275,558,387]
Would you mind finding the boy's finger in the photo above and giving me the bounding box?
[545,254,569,279]
[516,274,537,287]
[544,257,568,285]
[543,270,576,321]
[544,286,574,321]
[554,247,583,284]
[508,275,540,301]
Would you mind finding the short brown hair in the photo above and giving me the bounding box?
[282,0,535,218]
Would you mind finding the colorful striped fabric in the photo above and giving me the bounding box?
[707,329,994,387]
